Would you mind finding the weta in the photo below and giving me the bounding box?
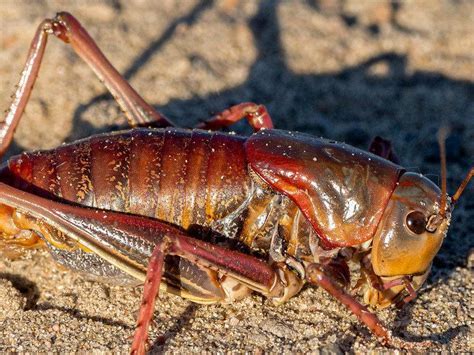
[0,12,472,354]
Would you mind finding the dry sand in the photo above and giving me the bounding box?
[0,0,473,352]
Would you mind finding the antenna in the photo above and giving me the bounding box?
[451,166,474,205]
[437,128,449,217]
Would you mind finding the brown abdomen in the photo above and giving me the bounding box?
[3,128,251,230]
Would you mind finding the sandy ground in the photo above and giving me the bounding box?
[0,0,473,352]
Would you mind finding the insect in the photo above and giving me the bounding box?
[0,12,472,354]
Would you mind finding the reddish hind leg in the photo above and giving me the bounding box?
[0,12,173,158]
[197,102,274,132]
[0,182,280,355]
[130,239,168,355]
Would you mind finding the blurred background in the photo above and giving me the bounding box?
[0,0,472,352]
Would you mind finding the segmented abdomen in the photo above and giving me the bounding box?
[3,128,251,230]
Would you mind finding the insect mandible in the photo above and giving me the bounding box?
[0,12,472,354]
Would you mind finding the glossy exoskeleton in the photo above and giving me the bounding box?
[0,12,472,354]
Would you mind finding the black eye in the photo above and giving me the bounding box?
[406,211,427,234]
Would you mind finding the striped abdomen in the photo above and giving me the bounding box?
[2,128,252,232]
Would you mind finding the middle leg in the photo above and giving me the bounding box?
[196,102,274,132]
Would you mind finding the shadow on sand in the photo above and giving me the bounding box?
[4,0,473,349]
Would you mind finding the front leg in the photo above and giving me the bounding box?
[306,263,431,349]
[306,263,389,341]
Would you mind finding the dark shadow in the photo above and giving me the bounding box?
[0,272,39,310]
[35,302,133,329]
[392,298,468,345]
[308,0,422,35]
[388,0,424,35]
[0,270,200,344]
[149,303,198,353]
[2,140,26,160]
[123,1,214,82]
[66,0,214,142]
[0,273,131,328]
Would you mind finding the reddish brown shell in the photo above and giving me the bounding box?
[246,130,404,248]
[3,129,251,231]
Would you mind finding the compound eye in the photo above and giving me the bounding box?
[406,211,427,234]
